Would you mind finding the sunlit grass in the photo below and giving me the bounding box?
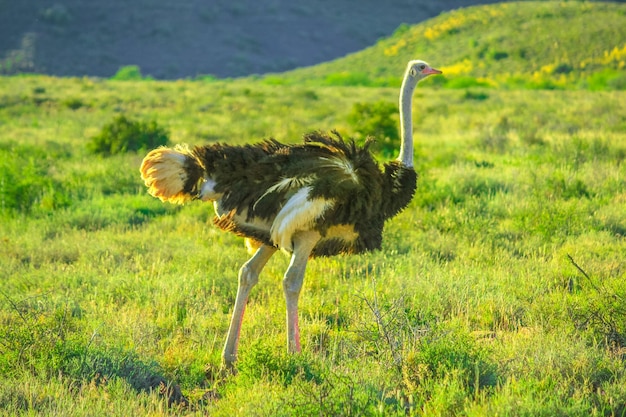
[1,69,625,415]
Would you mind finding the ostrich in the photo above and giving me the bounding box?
[140,60,441,367]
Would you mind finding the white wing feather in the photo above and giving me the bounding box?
[270,186,333,251]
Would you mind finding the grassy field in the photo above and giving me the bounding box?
[2,2,626,416]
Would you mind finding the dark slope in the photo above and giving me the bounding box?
[0,0,502,79]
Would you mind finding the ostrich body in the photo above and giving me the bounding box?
[140,60,441,367]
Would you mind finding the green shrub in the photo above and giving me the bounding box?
[402,324,498,394]
[87,115,169,156]
[463,89,490,101]
[553,63,573,74]
[607,73,626,90]
[584,68,626,91]
[111,65,148,81]
[62,97,85,110]
[489,50,509,61]
[347,101,399,156]
[238,341,323,386]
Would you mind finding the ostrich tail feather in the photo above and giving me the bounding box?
[140,145,202,205]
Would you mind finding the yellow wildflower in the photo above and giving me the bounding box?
[440,59,473,76]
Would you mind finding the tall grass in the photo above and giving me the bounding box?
[0,73,625,415]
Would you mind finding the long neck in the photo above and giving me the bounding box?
[397,77,416,167]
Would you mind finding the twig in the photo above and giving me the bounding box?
[356,292,404,369]
[0,290,29,325]
[567,253,625,304]
[567,254,601,293]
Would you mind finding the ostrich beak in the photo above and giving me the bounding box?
[423,67,442,76]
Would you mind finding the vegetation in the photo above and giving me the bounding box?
[1,2,625,415]
[273,1,626,91]
[347,101,400,156]
[87,115,169,156]
[111,66,152,82]
[1,72,625,416]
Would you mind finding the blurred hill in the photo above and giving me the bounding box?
[0,0,504,79]
[277,1,626,90]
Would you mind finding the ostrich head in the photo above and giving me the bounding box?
[404,60,442,84]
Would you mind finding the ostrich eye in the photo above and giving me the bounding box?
[418,64,426,71]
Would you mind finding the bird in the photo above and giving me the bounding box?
[140,60,441,368]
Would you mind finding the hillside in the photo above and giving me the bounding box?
[276,1,626,89]
[0,0,503,79]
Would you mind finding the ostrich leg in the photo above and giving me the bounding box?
[222,244,276,367]
[283,231,320,353]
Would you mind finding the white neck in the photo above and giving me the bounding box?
[397,76,416,167]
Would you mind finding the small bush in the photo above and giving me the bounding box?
[238,342,323,386]
[607,73,626,90]
[347,101,399,156]
[62,97,85,110]
[300,89,318,101]
[402,324,498,394]
[111,65,147,81]
[553,63,573,74]
[584,68,626,91]
[463,89,490,101]
[489,50,509,61]
[88,115,169,156]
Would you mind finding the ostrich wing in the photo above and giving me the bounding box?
[270,186,334,251]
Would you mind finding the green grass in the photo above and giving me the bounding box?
[1,2,626,414]
[1,72,624,415]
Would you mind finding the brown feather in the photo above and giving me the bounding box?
[191,131,417,257]
[141,130,417,256]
